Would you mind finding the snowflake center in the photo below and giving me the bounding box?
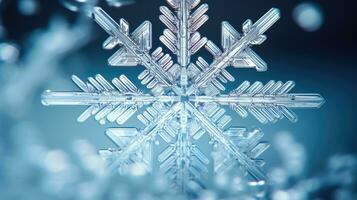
[180,95,189,103]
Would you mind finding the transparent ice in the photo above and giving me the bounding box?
[42,0,325,191]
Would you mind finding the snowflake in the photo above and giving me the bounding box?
[42,0,324,191]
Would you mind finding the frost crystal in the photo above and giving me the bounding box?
[42,0,324,191]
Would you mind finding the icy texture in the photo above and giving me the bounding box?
[42,0,325,190]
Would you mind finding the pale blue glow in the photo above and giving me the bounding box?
[59,0,135,13]
[106,0,135,7]
[18,0,39,16]
[293,2,324,32]
[0,42,19,63]
[59,0,98,13]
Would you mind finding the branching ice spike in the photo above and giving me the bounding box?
[93,7,181,93]
[187,8,280,95]
[186,102,267,181]
[42,74,178,125]
[100,128,153,174]
[211,21,267,71]
[191,81,325,124]
[160,0,208,67]
[213,128,269,175]
[159,104,209,191]
[105,102,182,172]
[159,0,209,95]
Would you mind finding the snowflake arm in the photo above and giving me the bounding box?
[158,106,210,191]
[160,0,209,94]
[159,0,208,67]
[191,81,325,124]
[101,102,182,172]
[92,7,181,94]
[187,8,280,95]
[186,102,267,181]
[100,128,153,174]
[41,74,179,125]
[159,133,209,191]
[213,127,269,176]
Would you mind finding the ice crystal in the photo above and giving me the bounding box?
[42,0,325,191]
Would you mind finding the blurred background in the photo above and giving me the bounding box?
[0,0,356,199]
